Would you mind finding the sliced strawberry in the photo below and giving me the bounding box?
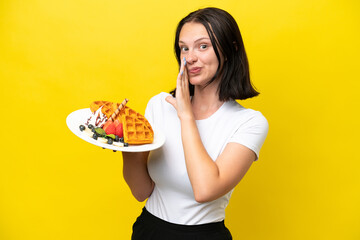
[102,120,113,130]
[114,119,120,127]
[104,122,116,135]
[115,122,123,138]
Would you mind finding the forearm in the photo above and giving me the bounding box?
[180,117,221,202]
[122,152,154,202]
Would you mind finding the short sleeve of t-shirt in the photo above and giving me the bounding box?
[144,92,169,134]
[144,97,154,126]
[228,111,269,160]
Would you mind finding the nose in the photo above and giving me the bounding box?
[185,50,197,64]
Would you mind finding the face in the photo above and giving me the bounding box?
[179,22,221,87]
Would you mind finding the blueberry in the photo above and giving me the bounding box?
[79,125,85,131]
[107,138,113,144]
[120,137,124,143]
[124,142,128,147]
[92,133,98,140]
[115,135,119,142]
[113,150,117,152]
[88,124,94,130]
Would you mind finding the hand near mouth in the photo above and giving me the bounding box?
[166,58,195,121]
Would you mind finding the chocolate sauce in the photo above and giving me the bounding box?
[85,116,92,126]
[85,110,107,128]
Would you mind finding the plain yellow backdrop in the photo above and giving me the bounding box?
[1,0,359,239]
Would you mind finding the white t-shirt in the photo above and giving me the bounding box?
[144,92,268,225]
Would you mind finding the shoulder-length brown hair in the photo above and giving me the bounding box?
[171,7,259,101]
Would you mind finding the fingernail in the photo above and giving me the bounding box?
[180,70,183,75]
[183,57,186,66]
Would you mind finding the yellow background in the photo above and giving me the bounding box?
[1,0,359,239]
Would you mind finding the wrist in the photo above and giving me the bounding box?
[179,112,195,122]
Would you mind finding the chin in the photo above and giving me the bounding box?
[189,78,212,87]
[189,76,206,85]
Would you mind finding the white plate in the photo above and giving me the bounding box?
[66,108,165,152]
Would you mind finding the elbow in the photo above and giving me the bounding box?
[131,183,154,202]
[193,189,216,203]
[132,191,151,202]
[194,194,213,203]
[194,196,209,204]
[132,191,152,202]
[134,195,148,202]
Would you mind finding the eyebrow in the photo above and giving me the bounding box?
[179,37,211,44]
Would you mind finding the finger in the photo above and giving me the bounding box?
[165,96,176,108]
[180,57,186,76]
[176,71,182,90]
[177,57,186,90]
[180,58,187,88]
[183,59,189,90]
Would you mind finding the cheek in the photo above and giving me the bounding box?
[209,52,219,66]
[200,52,219,67]
[209,56,219,72]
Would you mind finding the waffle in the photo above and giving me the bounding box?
[90,101,122,122]
[119,106,154,145]
[89,100,154,145]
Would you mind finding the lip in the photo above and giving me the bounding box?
[188,67,201,74]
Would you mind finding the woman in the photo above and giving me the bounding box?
[122,7,268,240]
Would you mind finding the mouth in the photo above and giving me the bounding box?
[188,67,201,74]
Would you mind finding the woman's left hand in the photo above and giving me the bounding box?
[166,58,194,121]
[165,59,255,204]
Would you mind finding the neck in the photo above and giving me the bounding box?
[191,82,224,120]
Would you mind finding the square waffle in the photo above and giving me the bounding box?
[120,107,154,145]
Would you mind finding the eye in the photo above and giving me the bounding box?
[180,46,189,52]
[200,44,208,50]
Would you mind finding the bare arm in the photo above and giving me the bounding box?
[180,117,254,202]
[166,58,255,203]
[122,151,154,202]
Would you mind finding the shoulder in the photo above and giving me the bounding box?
[145,92,175,116]
[145,92,177,132]
[227,101,268,124]
[147,92,172,106]
[223,101,269,137]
